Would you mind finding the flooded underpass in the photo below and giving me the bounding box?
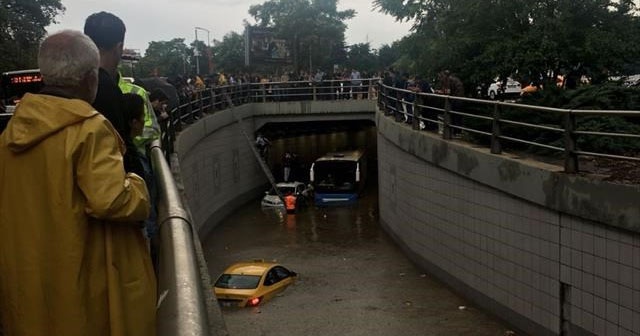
[202,184,520,336]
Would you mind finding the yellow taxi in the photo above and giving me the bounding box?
[213,260,297,307]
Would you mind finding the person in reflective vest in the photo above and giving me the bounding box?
[118,76,161,245]
[284,192,297,213]
[118,75,160,154]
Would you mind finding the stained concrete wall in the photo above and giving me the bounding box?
[377,111,640,336]
[175,104,268,236]
[175,100,376,237]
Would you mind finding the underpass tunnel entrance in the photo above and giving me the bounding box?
[255,120,377,184]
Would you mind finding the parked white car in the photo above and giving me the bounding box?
[261,182,312,208]
[487,78,522,99]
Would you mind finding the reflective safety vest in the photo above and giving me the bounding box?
[118,75,161,154]
[285,195,297,211]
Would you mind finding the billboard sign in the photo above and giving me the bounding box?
[245,26,292,66]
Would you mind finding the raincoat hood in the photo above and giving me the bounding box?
[4,93,99,153]
[0,92,156,335]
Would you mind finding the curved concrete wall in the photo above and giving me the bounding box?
[175,104,269,236]
[377,111,640,336]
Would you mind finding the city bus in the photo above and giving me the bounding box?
[1,69,43,132]
[309,150,367,206]
[1,69,43,112]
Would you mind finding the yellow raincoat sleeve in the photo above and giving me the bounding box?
[76,117,150,221]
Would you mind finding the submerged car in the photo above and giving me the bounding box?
[261,181,311,207]
[213,261,297,307]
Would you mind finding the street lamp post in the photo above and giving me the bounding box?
[195,27,210,75]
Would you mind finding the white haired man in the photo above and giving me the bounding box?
[0,30,155,335]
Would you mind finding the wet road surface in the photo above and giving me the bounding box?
[203,186,519,336]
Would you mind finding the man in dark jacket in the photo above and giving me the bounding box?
[84,11,143,176]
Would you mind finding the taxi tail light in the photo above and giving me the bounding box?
[247,297,262,307]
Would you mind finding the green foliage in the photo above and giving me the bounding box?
[212,32,247,74]
[190,39,211,75]
[377,42,402,70]
[460,83,640,157]
[138,38,191,77]
[248,0,355,71]
[345,43,377,74]
[514,84,640,155]
[374,0,640,92]
[576,116,640,155]
[0,0,65,72]
[521,83,640,110]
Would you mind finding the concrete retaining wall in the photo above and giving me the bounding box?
[175,104,268,236]
[377,111,640,336]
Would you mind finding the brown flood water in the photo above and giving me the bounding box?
[203,183,520,336]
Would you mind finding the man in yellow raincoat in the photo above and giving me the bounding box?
[0,30,156,335]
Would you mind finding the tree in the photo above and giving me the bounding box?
[345,43,377,74]
[138,38,191,78]
[190,39,210,75]
[212,32,246,74]
[377,42,403,71]
[0,0,65,72]
[248,0,355,72]
[373,0,640,91]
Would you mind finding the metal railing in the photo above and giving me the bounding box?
[150,140,215,336]
[159,78,378,153]
[377,83,640,173]
[162,79,639,174]
[152,77,639,335]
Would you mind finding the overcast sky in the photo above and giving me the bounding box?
[47,0,414,55]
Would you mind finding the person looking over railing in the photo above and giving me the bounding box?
[350,68,362,99]
[149,88,170,124]
[84,11,144,177]
[0,30,155,336]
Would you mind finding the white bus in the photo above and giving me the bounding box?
[310,150,367,206]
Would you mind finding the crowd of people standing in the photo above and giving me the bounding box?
[162,67,377,105]
[381,68,465,133]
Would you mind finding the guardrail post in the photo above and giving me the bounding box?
[174,106,183,132]
[381,85,390,115]
[211,88,216,111]
[395,92,403,122]
[442,97,452,140]
[491,103,502,154]
[168,116,175,155]
[564,112,578,173]
[380,84,386,112]
[313,84,317,101]
[262,84,267,103]
[412,93,420,130]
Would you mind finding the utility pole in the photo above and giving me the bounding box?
[195,27,211,75]
[309,44,312,75]
[194,28,200,75]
